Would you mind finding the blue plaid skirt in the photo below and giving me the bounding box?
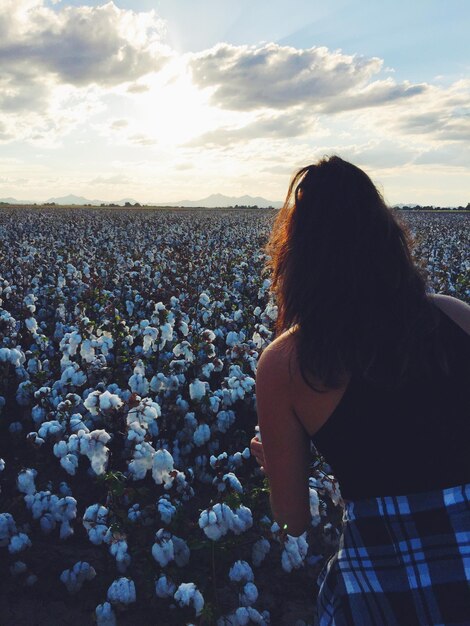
[317,483,470,625]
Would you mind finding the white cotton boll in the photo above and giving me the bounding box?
[25,317,38,333]
[281,532,309,573]
[155,574,176,598]
[54,440,68,459]
[0,458,5,472]
[189,379,207,401]
[198,503,232,541]
[31,405,46,425]
[199,292,210,307]
[174,582,204,617]
[216,410,235,433]
[8,532,32,554]
[27,431,45,448]
[70,415,89,434]
[222,472,243,494]
[229,560,254,583]
[226,331,239,347]
[160,322,173,343]
[109,538,129,564]
[253,306,262,317]
[252,538,270,567]
[157,496,177,524]
[234,607,268,625]
[60,561,96,594]
[193,423,210,446]
[152,449,174,486]
[0,513,17,546]
[240,582,258,607]
[38,420,64,440]
[127,504,141,522]
[95,602,117,626]
[150,372,167,392]
[9,421,23,434]
[99,391,123,412]
[151,529,174,567]
[201,362,214,379]
[83,391,100,415]
[107,577,136,605]
[179,321,189,336]
[128,441,155,480]
[60,453,79,476]
[17,468,37,495]
[231,505,253,535]
[309,487,321,527]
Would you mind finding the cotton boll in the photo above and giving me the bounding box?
[281,532,309,573]
[240,582,258,606]
[96,602,117,626]
[60,561,96,593]
[155,574,176,598]
[60,453,79,476]
[174,582,204,617]
[309,486,321,527]
[229,560,254,583]
[151,529,174,567]
[17,468,37,495]
[107,577,136,605]
[193,423,210,446]
[152,449,174,486]
[8,532,32,554]
[157,496,176,525]
[252,538,270,567]
[189,379,207,401]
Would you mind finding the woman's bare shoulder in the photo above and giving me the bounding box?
[257,328,300,384]
[429,294,470,335]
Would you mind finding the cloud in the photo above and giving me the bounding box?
[0,0,170,143]
[185,110,316,148]
[189,43,425,113]
[0,1,169,89]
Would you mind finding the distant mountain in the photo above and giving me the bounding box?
[0,197,34,204]
[159,193,282,208]
[1,193,281,208]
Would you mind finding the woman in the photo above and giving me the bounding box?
[250,156,470,625]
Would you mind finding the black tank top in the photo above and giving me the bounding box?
[311,305,470,501]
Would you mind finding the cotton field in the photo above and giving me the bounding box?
[0,206,468,625]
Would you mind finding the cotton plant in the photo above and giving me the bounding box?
[107,577,136,605]
[155,573,177,598]
[174,582,204,617]
[60,561,96,593]
[23,489,77,539]
[199,503,253,541]
[82,504,109,545]
[218,607,270,625]
[0,512,32,555]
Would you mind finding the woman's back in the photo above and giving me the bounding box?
[312,299,470,500]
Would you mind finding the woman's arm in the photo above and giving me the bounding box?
[255,340,311,536]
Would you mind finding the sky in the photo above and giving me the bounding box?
[0,0,469,205]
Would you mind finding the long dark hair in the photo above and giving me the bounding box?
[268,155,441,389]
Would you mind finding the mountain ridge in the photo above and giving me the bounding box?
[0,192,283,208]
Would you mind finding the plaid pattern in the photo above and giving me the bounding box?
[317,483,470,625]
